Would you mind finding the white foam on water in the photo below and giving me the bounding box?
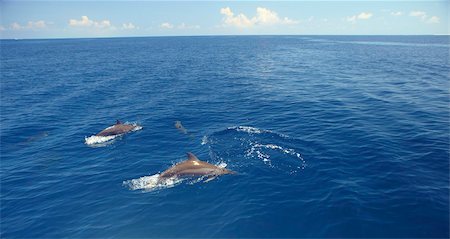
[85,135,119,145]
[130,124,143,132]
[201,135,208,145]
[123,174,184,192]
[209,126,306,174]
[246,142,306,172]
[228,126,290,138]
[253,143,304,160]
[216,162,227,168]
[229,126,263,134]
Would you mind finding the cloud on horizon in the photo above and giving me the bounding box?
[390,11,403,16]
[9,20,49,30]
[160,22,200,30]
[160,22,174,29]
[178,23,200,30]
[68,16,140,32]
[122,23,138,30]
[220,7,299,28]
[69,16,112,28]
[409,11,440,24]
[347,12,373,23]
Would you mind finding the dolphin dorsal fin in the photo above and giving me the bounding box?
[187,152,200,161]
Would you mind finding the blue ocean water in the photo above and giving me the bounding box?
[1,36,449,238]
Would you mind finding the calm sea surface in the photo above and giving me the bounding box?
[1,36,449,238]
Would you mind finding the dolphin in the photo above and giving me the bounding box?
[174,120,188,134]
[96,120,139,137]
[159,152,236,182]
[24,131,49,143]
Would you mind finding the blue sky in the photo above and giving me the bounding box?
[0,1,448,39]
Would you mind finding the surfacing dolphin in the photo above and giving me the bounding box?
[96,120,140,136]
[159,152,236,182]
[174,120,188,134]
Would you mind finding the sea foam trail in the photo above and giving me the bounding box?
[246,142,306,172]
[84,123,142,146]
[206,126,306,174]
[228,126,290,138]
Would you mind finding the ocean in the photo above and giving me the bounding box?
[1,36,449,238]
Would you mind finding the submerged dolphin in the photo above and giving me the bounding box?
[174,120,188,134]
[96,120,139,136]
[22,131,49,144]
[159,152,236,182]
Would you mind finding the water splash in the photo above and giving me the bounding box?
[123,174,184,192]
[84,135,119,145]
[201,135,208,145]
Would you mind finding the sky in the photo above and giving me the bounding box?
[0,1,448,39]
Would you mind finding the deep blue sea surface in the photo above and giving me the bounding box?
[1,36,449,238]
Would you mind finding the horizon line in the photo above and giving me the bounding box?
[1,33,449,41]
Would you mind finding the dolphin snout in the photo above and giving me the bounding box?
[224,169,237,175]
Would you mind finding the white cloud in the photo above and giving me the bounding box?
[11,22,22,30]
[220,7,253,28]
[0,25,5,31]
[347,12,373,23]
[409,11,440,24]
[122,23,138,30]
[177,23,200,29]
[220,7,233,17]
[9,20,48,30]
[282,17,299,25]
[160,22,174,29]
[30,21,47,28]
[409,11,427,18]
[159,22,200,30]
[390,11,403,16]
[254,7,280,25]
[220,6,299,28]
[346,16,356,23]
[427,16,440,24]
[69,16,111,28]
[358,12,373,19]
